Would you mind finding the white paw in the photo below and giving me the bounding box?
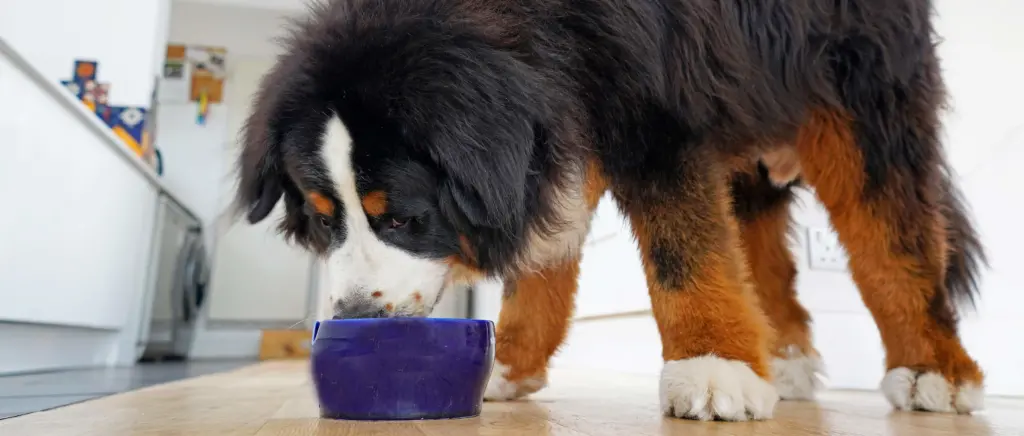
[772,347,826,400]
[483,362,547,401]
[881,367,984,414]
[661,355,779,421]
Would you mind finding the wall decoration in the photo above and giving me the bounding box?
[73,60,97,82]
[72,60,100,109]
[58,59,156,164]
[80,80,97,111]
[140,82,160,169]
[187,46,226,104]
[196,89,210,125]
[80,81,110,113]
[61,80,83,100]
[157,44,227,125]
[159,44,190,104]
[108,106,149,157]
[95,82,114,125]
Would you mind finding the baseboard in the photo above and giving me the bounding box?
[188,327,264,360]
[0,322,119,375]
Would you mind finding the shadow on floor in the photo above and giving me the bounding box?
[0,360,252,419]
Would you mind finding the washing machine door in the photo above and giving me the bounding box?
[169,228,209,357]
[179,230,209,322]
[140,198,194,360]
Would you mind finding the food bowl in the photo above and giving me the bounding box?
[310,318,495,420]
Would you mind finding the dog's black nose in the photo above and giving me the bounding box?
[332,295,387,319]
[331,310,386,320]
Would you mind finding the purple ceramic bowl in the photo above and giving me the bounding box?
[310,318,495,420]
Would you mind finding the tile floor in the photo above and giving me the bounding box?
[0,360,251,419]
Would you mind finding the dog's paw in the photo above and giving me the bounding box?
[660,355,779,421]
[772,347,826,401]
[881,367,983,414]
[483,362,547,401]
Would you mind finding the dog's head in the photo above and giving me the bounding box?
[235,2,554,318]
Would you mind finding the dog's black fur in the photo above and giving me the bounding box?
[236,0,983,314]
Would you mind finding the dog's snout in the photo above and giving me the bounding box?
[332,294,387,319]
[331,309,386,320]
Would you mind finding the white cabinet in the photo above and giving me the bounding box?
[0,38,164,373]
[0,49,158,330]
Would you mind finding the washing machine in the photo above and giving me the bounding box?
[140,195,210,360]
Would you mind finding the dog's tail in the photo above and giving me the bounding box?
[939,166,987,312]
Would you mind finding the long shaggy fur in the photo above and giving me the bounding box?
[237,0,987,315]
[233,0,988,410]
[939,165,987,311]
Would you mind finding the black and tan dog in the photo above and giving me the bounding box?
[234,0,986,421]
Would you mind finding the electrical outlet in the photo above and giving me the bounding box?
[807,226,848,271]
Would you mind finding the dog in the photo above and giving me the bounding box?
[233,0,987,421]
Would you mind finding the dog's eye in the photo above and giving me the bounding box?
[319,216,331,227]
[389,217,409,229]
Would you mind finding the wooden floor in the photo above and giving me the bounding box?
[2,362,1021,435]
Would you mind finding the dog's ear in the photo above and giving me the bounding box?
[390,44,548,236]
[234,44,319,225]
[238,157,285,224]
[432,117,542,273]
[235,98,288,225]
[436,147,531,233]
[427,104,538,235]
[439,178,510,230]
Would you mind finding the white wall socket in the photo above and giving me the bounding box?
[807,226,848,271]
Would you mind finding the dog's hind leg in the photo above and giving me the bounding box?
[795,102,985,413]
[730,164,824,401]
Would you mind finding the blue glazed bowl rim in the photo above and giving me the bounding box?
[312,318,494,342]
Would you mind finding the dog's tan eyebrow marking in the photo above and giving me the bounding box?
[361,190,387,217]
[307,192,335,216]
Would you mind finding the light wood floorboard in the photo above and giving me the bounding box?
[1,361,1020,435]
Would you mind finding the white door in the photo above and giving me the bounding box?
[204,56,313,323]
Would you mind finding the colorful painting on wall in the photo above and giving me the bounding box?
[73,60,97,82]
[159,44,227,125]
[58,59,158,168]
[187,46,226,104]
[160,45,190,104]
[61,80,83,100]
[108,106,149,157]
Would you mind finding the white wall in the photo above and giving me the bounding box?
[153,104,229,238]
[796,0,1024,396]
[175,0,307,13]
[476,0,1024,397]
[0,0,170,106]
[170,1,295,58]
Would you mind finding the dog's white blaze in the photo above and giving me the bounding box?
[319,116,451,316]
